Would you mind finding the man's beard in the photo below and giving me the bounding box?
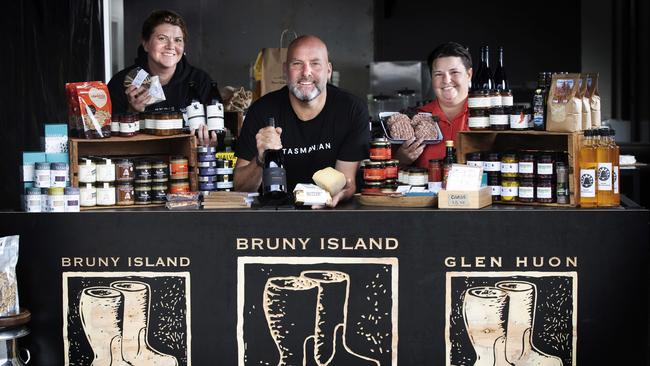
[288,80,323,102]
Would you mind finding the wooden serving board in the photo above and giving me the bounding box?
[356,193,437,208]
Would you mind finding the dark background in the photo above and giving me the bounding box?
[2,0,649,209]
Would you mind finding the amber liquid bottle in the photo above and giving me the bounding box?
[595,128,614,207]
[604,128,620,206]
[579,129,597,207]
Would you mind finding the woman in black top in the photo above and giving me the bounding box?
[107,9,220,144]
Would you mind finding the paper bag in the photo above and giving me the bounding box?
[254,30,297,97]
[546,73,582,132]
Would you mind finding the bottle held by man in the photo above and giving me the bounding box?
[262,117,288,200]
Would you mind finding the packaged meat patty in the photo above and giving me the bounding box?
[380,112,442,142]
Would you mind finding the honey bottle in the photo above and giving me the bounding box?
[579,129,597,207]
[595,128,614,207]
[607,129,621,206]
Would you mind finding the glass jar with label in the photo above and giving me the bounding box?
[362,160,386,181]
[518,152,535,178]
[170,156,189,180]
[489,107,508,130]
[79,183,97,207]
[78,158,97,183]
[152,160,169,181]
[49,162,68,188]
[468,108,490,130]
[500,153,518,178]
[135,184,152,204]
[153,109,184,136]
[135,160,152,184]
[96,182,116,206]
[468,90,491,109]
[501,89,514,106]
[428,159,442,182]
[536,152,554,179]
[384,160,398,179]
[398,168,410,185]
[408,168,428,187]
[488,174,501,202]
[369,138,391,161]
[536,178,555,203]
[25,187,42,213]
[96,159,116,183]
[508,105,528,130]
[501,178,518,202]
[169,179,190,194]
[484,152,502,173]
[48,187,66,212]
[383,179,398,191]
[111,114,121,134]
[465,152,483,169]
[115,159,134,182]
[34,162,51,188]
[142,112,154,134]
[489,90,502,107]
[152,183,168,203]
[362,181,383,195]
[119,113,139,137]
[117,182,135,206]
[518,178,535,203]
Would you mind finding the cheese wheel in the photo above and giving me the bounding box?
[312,167,346,196]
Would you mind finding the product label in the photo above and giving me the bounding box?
[263,167,287,189]
[216,168,234,175]
[468,97,491,108]
[207,116,225,130]
[489,114,509,126]
[501,186,518,197]
[119,122,138,133]
[156,119,184,130]
[501,163,518,174]
[613,166,619,194]
[132,69,149,88]
[490,96,502,107]
[509,113,527,129]
[111,121,121,132]
[502,95,514,106]
[597,162,612,190]
[538,186,553,199]
[490,185,502,196]
[466,161,483,169]
[468,116,490,128]
[428,182,442,193]
[484,161,501,172]
[518,162,534,174]
[447,193,468,207]
[537,163,554,175]
[519,186,534,198]
[580,169,596,197]
[217,181,234,189]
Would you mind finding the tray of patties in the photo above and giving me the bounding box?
[379,111,443,144]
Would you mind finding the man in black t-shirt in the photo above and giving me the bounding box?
[235,35,369,207]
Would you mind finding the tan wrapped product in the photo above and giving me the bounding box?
[579,74,592,130]
[586,72,601,127]
[546,73,582,132]
[312,167,346,196]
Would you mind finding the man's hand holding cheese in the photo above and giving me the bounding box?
[233,35,369,207]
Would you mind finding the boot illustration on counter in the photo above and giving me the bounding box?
[263,276,320,366]
[495,281,562,366]
[263,271,380,366]
[110,281,179,366]
[462,286,512,366]
[79,287,131,366]
[300,270,379,366]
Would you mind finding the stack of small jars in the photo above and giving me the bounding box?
[468,90,533,131]
[361,137,399,194]
[465,150,569,204]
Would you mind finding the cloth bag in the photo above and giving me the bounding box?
[254,30,297,97]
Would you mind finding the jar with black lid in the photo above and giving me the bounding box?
[151,160,169,181]
[134,184,152,204]
[484,152,501,173]
[369,137,391,161]
[134,160,152,184]
[115,159,134,182]
[518,152,535,178]
[500,153,518,178]
[501,89,514,106]
[488,174,501,202]
[408,167,428,187]
[119,113,139,137]
[465,152,483,169]
[489,89,502,107]
[468,108,490,130]
[151,183,168,203]
[509,105,528,130]
[536,152,554,179]
[536,178,554,203]
[518,178,535,203]
[489,107,508,130]
[468,90,491,109]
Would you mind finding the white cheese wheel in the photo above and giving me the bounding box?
[312,167,346,196]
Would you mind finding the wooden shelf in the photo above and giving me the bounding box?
[69,133,198,193]
[80,203,165,211]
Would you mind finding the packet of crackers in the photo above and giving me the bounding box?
[0,235,20,317]
[65,81,112,139]
[123,67,166,106]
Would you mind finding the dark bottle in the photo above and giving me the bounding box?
[477,46,494,91]
[493,46,508,90]
[471,47,484,92]
[208,81,222,105]
[442,140,457,188]
[262,117,288,199]
[532,72,549,130]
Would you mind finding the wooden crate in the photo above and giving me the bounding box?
[69,133,198,193]
[457,130,583,207]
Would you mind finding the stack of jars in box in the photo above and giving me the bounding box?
[466,151,569,204]
[360,138,399,194]
[196,146,235,195]
[468,90,534,131]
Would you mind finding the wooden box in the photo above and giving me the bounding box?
[69,134,198,209]
[438,186,492,209]
[457,130,582,207]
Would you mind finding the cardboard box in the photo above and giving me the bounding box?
[42,123,69,153]
[438,186,492,209]
[46,153,69,164]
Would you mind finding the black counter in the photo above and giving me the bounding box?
[0,204,647,365]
